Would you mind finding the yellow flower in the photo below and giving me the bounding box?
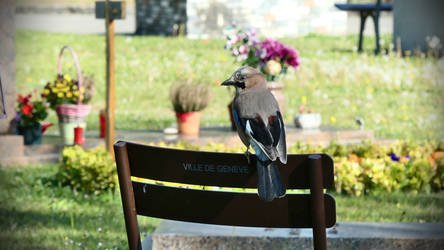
[401,105,407,110]
[56,83,63,88]
[51,88,58,93]
[330,116,337,123]
[57,92,64,98]
[26,77,32,83]
[43,89,50,95]
[301,96,307,104]
[80,87,85,93]
[64,74,71,82]
[367,87,374,93]
[72,85,78,90]
[403,115,409,121]
[66,92,73,98]
[264,60,282,75]
[74,91,79,97]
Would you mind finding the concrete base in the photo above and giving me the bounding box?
[0,135,25,167]
[150,220,444,250]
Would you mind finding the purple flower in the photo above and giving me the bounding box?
[283,46,300,69]
[389,153,400,162]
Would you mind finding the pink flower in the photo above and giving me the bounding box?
[239,45,249,55]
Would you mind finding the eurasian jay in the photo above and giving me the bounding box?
[222,66,287,202]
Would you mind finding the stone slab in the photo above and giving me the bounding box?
[151,220,444,250]
[0,135,24,157]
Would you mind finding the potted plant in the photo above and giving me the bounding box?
[15,92,52,145]
[294,104,322,129]
[170,81,210,136]
[42,46,95,145]
[224,24,300,113]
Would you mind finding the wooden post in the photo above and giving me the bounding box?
[105,0,115,156]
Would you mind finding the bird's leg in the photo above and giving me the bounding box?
[244,147,251,164]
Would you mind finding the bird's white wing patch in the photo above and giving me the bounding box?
[245,120,273,161]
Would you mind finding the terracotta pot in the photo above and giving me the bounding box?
[267,81,286,114]
[176,111,201,136]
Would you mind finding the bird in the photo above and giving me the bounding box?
[221,66,287,202]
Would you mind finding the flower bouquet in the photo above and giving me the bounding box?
[15,92,52,145]
[42,46,92,145]
[224,24,300,81]
[224,25,300,113]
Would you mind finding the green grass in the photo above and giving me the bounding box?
[16,30,444,140]
[1,165,443,249]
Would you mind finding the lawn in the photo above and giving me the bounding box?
[1,164,443,249]
[16,30,444,140]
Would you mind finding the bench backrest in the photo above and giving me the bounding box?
[114,141,336,250]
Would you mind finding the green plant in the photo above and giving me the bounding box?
[170,81,210,113]
[56,146,117,194]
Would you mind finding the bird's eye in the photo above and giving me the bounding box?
[235,72,242,80]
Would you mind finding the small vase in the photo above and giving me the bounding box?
[294,113,322,129]
[176,111,201,136]
[17,124,43,145]
[267,81,286,114]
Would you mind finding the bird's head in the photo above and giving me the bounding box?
[221,66,266,90]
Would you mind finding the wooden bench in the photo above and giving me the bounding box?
[335,0,393,54]
[114,141,336,250]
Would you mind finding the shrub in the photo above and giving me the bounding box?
[170,81,210,113]
[56,146,117,195]
[149,140,444,196]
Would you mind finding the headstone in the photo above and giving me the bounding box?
[0,0,24,167]
[135,0,187,36]
[0,0,16,134]
[393,0,444,55]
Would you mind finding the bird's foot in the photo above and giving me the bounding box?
[244,150,252,164]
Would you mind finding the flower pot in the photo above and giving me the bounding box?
[267,81,286,113]
[176,111,201,136]
[57,114,87,145]
[294,113,322,129]
[17,124,42,145]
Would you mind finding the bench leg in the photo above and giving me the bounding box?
[309,155,327,250]
[372,13,381,54]
[358,11,368,52]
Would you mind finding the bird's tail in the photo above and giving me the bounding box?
[256,159,286,202]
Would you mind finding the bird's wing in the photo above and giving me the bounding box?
[276,111,287,164]
[243,114,281,162]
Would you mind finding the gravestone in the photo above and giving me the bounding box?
[135,0,187,35]
[0,0,16,134]
[0,0,25,167]
[393,0,444,55]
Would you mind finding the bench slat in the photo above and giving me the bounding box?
[125,142,334,189]
[133,182,336,228]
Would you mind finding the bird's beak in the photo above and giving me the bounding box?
[221,76,235,86]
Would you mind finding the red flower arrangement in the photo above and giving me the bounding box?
[16,92,52,131]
